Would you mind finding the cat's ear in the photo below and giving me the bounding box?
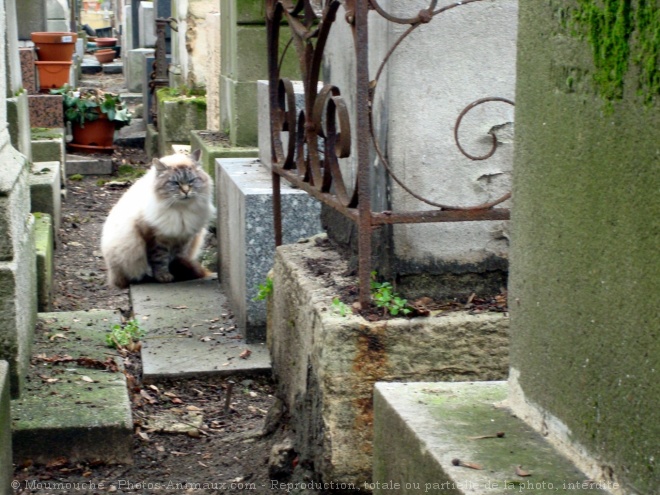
[190,148,202,165]
[153,158,167,174]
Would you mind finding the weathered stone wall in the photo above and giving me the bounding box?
[269,239,509,485]
[509,2,660,492]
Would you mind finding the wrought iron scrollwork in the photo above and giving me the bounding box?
[267,0,513,305]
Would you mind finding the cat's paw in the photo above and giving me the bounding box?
[154,271,174,283]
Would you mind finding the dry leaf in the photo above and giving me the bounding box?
[199,336,212,342]
[148,385,159,393]
[137,431,150,442]
[49,333,67,341]
[516,465,532,477]
[171,398,183,404]
[170,451,189,456]
[140,390,157,404]
[239,349,252,359]
[80,376,95,383]
[186,405,202,412]
[172,305,188,310]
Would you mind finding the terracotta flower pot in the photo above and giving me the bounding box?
[95,38,118,48]
[31,32,78,61]
[71,112,116,148]
[35,61,72,91]
[95,49,115,64]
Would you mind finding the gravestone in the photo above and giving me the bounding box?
[508,2,660,492]
[220,0,300,146]
[138,1,156,48]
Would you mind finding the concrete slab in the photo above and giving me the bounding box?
[65,155,114,175]
[11,310,133,465]
[373,382,609,494]
[0,361,11,494]
[81,59,102,74]
[131,276,271,382]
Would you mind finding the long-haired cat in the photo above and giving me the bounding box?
[101,149,215,288]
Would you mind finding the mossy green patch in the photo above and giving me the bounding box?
[69,174,84,181]
[566,0,660,105]
[31,127,63,140]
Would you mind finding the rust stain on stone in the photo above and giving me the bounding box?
[352,323,389,453]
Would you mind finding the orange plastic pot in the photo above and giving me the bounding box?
[71,113,116,148]
[35,61,72,91]
[95,37,118,47]
[31,32,77,61]
[95,49,115,64]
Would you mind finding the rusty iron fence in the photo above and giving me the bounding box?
[266,0,513,307]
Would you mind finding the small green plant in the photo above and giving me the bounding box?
[331,297,350,317]
[370,271,412,317]
[69,174,84,181]
[253,277,273,301]
[105,319,145,350]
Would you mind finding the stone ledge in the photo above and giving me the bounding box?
[65,156,114,175]
[190,130,257,183]
[269,239,510,486]
[11,310,133,465]
[0,361,11,493]
[33,214,54,312]
[29,162,61,236]
[372,382,611,495]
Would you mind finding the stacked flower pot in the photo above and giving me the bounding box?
[31,32,77,92]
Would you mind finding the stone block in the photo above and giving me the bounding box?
[156,89,207,155]
[190,130,257,182]
[257,80,323,168]
[0,361,11,493]
[145,123,159,160]
[32,131,65,163]
[122,4,133,53]
[372,382,609,494]
[12,311,133,465]
[268,240,510,485]
[138,2,156,48]
[16,0,47,39]
[65,156,113,175]
[19,49,37,94]
[6,94,32,161]
[126,48,154,93]
[220,77,259,147]
[27,95,64,129]
[34,213,54,312]
[217,158,322,342]
[29,162,61,236]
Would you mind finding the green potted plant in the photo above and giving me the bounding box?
[51,85,132,151]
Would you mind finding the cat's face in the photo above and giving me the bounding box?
[152,153,211,203]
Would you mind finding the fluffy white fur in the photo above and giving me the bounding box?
[101,153,215,288]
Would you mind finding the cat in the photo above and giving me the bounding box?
[101,149,215,289]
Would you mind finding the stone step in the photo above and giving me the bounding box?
[373,382,610,495]
[131,276,271,383]
[65,155,114,175]
[11,310,133,466]
[115,118,146,148]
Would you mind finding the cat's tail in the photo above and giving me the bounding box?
[169,257,211,282]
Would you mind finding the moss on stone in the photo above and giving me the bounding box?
[567,0,660,105]
[31,127,63,140]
